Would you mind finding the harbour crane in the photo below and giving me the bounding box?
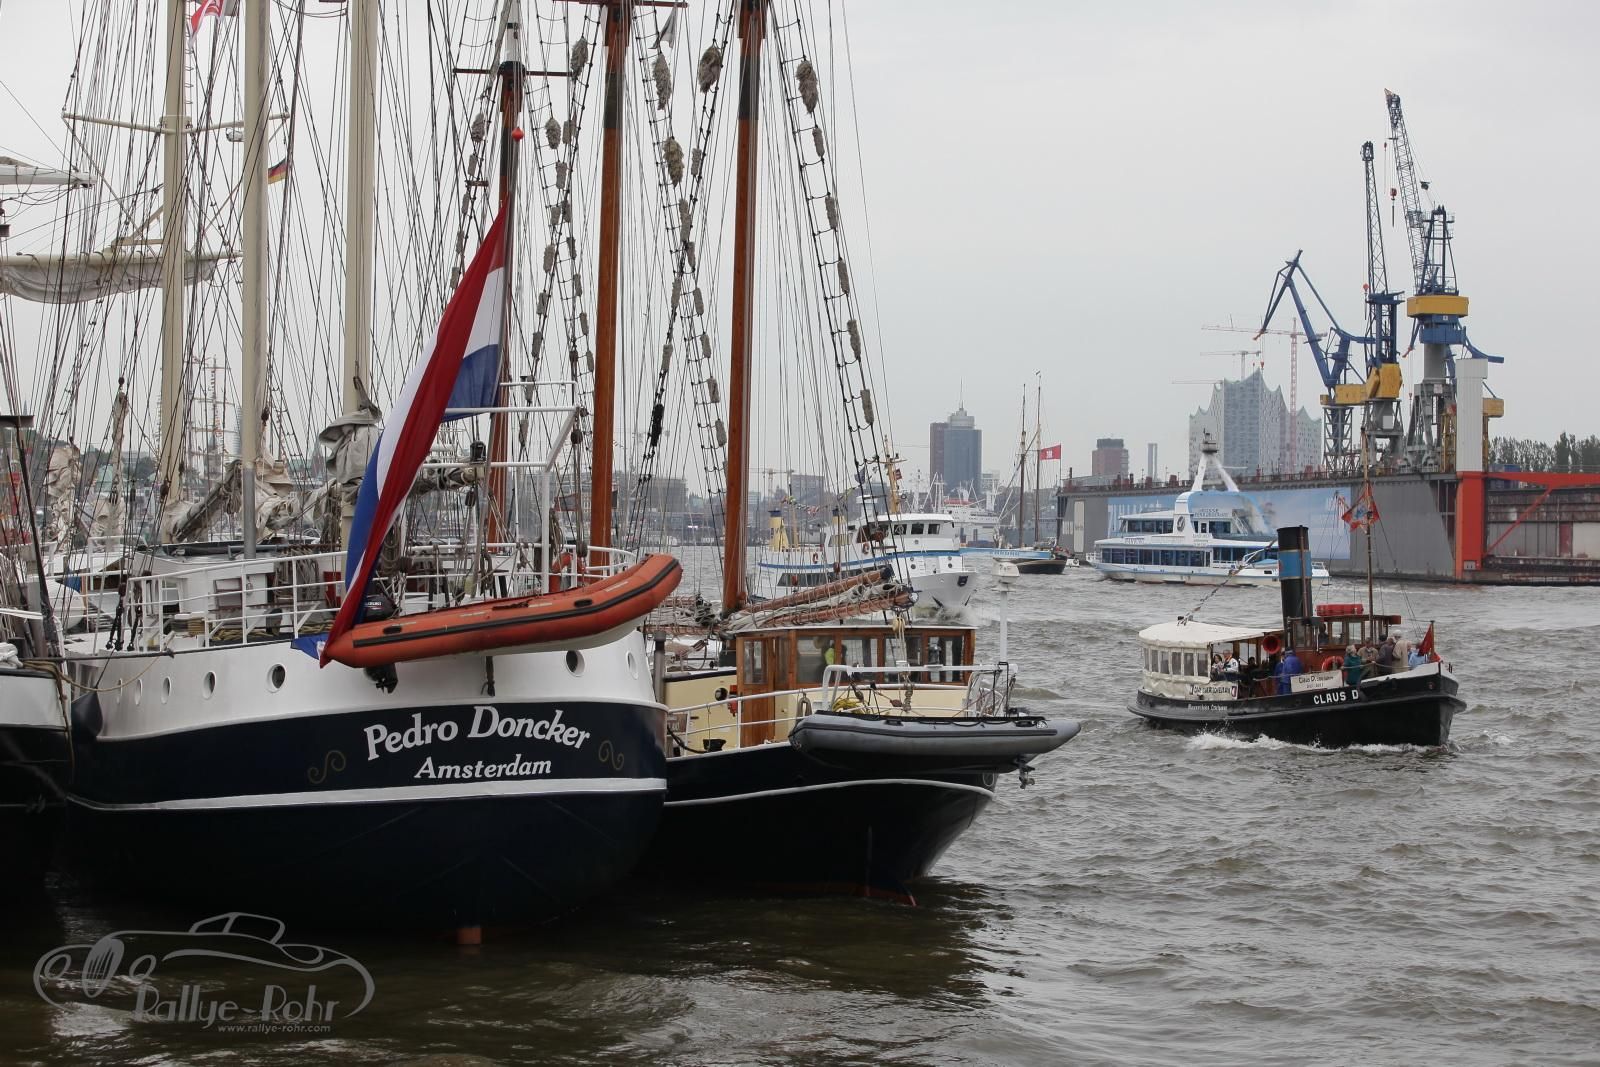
[1254,252,1368,473]
[1361,140,1405,462]
[1384,89,1504,471]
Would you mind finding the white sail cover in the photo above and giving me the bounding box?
[0,155,93,190]
[0,247,230,304]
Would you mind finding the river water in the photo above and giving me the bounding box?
[4,567,1597,1065]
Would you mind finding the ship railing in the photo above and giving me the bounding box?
[668,663,1016,741]
[113,541,641,649]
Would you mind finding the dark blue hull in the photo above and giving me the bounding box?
[66,698,666,927]
[642,741,996,902]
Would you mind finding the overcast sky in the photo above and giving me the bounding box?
[2,1,1594,487]
[835,0,1597,481]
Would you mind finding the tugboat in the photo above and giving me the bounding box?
[1128,526,1461,746]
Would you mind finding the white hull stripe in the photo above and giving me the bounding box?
[665,777,995,807]
[68,776,667,812]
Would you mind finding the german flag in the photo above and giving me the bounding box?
[267,157,289,185]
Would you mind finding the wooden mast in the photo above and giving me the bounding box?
[722,0,766,612]
[588,0,633,556]
[155,0,188,542]
[240,0,270,558]
[485,34,524,547]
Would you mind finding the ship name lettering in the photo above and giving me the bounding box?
[469,705,590,750]
[364,713,459,761]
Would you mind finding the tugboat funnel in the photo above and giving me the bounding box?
[1277,525,1314,629]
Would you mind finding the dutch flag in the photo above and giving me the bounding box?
[320,207,509,665]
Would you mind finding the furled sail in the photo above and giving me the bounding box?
[0,247,232,304]
[0,156,93,190]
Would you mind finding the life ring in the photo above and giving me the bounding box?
[1321,655,1342,672]
[1261,634,1282,655]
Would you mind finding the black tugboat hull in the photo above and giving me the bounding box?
[65,698,666,928]
[643,741,997,902]
[1129,670,1462,748]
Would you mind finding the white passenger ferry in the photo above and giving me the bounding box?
[1088,436,1331,587]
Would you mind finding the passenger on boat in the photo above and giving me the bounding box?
[1209,654,1225,681]
[1253,657,1275,697]
[1375,635,1398,675]
[1222,654,1240,682]
[1274,649,1303,694]
[1407,645,1429,669]
[1343,647,1364,686]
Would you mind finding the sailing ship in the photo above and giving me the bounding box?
[21,1,681,927]
[997,379,1071,574]
[1089,432,1332,586]
[632,1,1080,900]
[1128,525,1461,746]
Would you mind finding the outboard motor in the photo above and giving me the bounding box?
[1276,525,1316,646]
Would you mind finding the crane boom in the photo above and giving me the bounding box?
[1384,89,1430,292]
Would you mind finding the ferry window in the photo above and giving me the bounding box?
[927,523,941,535]
[797,637,831,684]
[1182,652,1195,676]
[910,523,924,535]
[893,524,906,536]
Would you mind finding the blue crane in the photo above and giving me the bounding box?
[1255,251,1369,472]
[1384,90,1504,472]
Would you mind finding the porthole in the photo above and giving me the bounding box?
[626,651,639,678]
[565,649,585,676]
[162,677,172,703]
[268,664,286,692]
[133,679,143,705]
[202,672,217,698]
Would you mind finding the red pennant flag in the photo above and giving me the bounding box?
[1038,444,1062,461]
[1417,621,1436,659]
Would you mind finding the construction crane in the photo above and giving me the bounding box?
[1254,253,1368,473]
[1201,321,1303,469]
[1200,349,1263,379]
[1384,89,1504,472]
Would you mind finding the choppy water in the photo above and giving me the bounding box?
[4,569,1598,1065]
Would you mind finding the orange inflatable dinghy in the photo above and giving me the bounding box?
[321,553,682,668]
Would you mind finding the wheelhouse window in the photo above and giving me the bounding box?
[743,641,767,685]
[910,523,925,535]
